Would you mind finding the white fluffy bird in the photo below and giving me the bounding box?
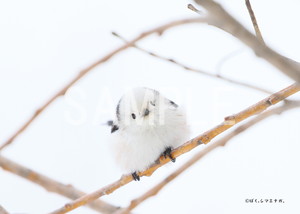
[108,87,190,181]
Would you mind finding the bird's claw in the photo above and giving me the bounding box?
[132,172,140,181]
[163,147,176,162]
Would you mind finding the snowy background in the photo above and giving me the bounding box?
[0,0,300,213]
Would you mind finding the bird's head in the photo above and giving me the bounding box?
[116,87,178,130]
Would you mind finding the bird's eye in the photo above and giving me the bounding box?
[150,101,155,106]
[131,113,136,119]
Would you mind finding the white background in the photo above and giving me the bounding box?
[0,0,300,213]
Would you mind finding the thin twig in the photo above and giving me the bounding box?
[215,48,245,75]
[245,0,265,44]
[112,32,272,94]
[0,155,119,214]
[0,205,9,214]
[116,101,300,214]
[49,83,300,214]
[187,3,202,14]
[0,18,206,151]
[190,1,300,82]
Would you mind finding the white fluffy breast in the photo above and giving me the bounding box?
[111,106,190,173]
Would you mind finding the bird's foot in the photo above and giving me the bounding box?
[163,147,176,162]
[132,172,140,181]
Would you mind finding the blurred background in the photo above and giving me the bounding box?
[0,0,300,213]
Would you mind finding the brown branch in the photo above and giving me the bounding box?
[0,18,205,151]
[48,83,300,214]
[190,1,300,83]
[115,100,300,214]
[0,155,119,214]
[245,0,265,44]
[0,205,9,214]
[113,32,272,94]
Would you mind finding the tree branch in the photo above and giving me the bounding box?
[0,17,206,151]
[112,32,272,94]
[115,100,300,214]
[49,83,300,214]
[190,1,300,83]
[0,155,119,214]
[245,0,265,44]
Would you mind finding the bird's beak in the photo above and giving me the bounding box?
[143,108,150,117]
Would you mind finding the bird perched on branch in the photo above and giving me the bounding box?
[108,87,190,181]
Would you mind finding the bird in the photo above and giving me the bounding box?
[108,87,190,181]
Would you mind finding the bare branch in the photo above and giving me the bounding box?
[190,1,300,83]
[0,205,9,214]
[0,18,206,151]
[49,83,300,214]
[0,155,119,214]
[245,0,265,44]
[116,101,300,214]
[113,32,272,94]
